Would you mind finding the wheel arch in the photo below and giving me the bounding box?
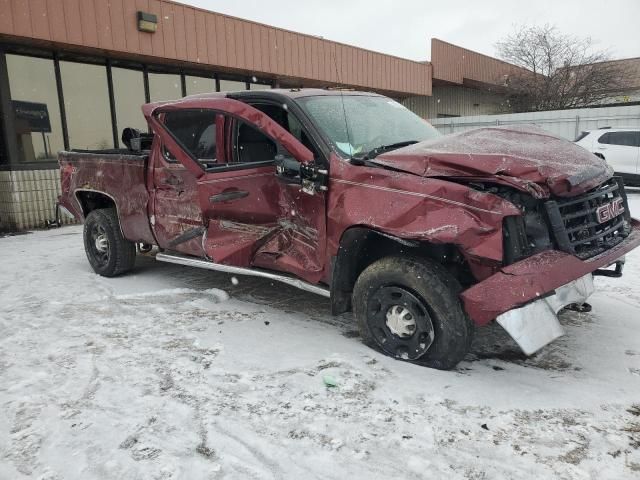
[74,189,125,237]
[330,226,469,315]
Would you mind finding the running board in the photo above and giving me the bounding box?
[156,252,331,298]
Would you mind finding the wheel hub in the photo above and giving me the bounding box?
[366,286,436,360]
[95,234,108,252]
[385,305,416,337]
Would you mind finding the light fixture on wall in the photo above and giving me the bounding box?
[137,11,157,33]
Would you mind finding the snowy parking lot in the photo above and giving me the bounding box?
[1,192,639,479]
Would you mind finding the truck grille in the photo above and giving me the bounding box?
[544,177,631,259]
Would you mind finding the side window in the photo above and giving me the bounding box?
[249,102,320,160]
[597,132,611,144]
[600,131,637,147]
[235,122,278,164]
[162,109,217,163]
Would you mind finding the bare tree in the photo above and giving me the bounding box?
[496,24,630,112]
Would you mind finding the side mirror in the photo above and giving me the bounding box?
[275,154,328,195]
[275,154,302,177]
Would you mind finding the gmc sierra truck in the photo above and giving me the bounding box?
[57,89,640,370]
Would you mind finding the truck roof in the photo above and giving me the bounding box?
[146,88,383,109]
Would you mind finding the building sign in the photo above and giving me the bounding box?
[12,100,51,133]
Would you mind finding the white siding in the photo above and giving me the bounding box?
[429,105,640,140]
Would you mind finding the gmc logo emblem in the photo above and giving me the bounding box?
[596,198,624,224]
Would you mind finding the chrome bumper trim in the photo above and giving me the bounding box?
[156,252,331,298]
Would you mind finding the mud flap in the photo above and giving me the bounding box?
[496,274,594,355]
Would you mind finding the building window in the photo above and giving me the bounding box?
[219,79,247,92]
[249,82,272,90]
[60,61,112,150]
[185,75,215,96]
[112,67,147,133]
[149,73,181,102]
[6,54,64,162]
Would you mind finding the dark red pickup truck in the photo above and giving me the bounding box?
[58,89,640,369]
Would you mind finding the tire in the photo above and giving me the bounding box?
[352,256,473,370]
[83,208,136,277]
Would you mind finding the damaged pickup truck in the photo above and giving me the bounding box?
[58,89,640,369]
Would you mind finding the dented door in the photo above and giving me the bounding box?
[144,97,327,284]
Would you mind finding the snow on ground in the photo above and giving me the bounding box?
[1,193,640,480]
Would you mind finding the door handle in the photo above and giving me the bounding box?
[209,190,249,203]
[597,146,607,150]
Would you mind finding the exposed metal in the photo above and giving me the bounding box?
[156,252,331,297]
[496,274,595,355]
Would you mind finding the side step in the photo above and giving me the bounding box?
[156,252,331,298]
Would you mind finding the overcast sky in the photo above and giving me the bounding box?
[181,0,639,62]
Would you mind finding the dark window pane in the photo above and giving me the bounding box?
[598,133,611,144]
[112,67,147,133]
[237,123,276,163]
[6,54,64,162]
[607,131,637,147]
[164,110,217,160]
[60,61,112,150]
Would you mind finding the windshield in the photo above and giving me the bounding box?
[297,95,441,157]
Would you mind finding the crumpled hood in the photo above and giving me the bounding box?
[372,125,613,198]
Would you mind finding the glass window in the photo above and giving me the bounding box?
[111,67,146,134]
[6,54,64,162]
[298,95,441,157]
[249,82,272,90]
[599,131,639,147]
[236,123,277,164]
[219,79,247,92]
[149,73,181,102]
[60,61,112,150]
[185,75,215,96]
[164,110,217,160]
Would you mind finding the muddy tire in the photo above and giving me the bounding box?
[352,256,473,370]
[83,208,136,277]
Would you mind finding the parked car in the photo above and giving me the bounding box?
[57,89,640,369]
[575,127,640,186]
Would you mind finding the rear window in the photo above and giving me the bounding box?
[574,131,590,142]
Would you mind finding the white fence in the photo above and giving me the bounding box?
[429,105,640,141]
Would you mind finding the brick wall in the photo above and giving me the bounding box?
[0,169,74,231]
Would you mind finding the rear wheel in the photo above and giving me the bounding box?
[83,208,136,277]
[352,256,473,370]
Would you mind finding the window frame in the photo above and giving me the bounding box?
[156,107,281,174]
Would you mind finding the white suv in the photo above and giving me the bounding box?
[575,128,640,186]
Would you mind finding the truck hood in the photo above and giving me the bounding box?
[372,125,612,198]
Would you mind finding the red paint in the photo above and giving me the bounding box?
[461,219,640,325]
[58,90,640,330]
[373,125,612,198]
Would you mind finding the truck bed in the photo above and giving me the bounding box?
[58,150,155,244]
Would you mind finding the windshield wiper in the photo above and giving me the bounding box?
[354,140,420,162]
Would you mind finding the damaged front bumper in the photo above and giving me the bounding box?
[461,217,640,354]
[496,274,594,355]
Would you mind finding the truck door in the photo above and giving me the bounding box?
[149,110,215,257]
[144,98,327,285]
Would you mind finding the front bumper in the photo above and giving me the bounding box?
[461,217,640,327]
[496,274,594,354]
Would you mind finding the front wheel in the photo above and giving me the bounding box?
[352,256,473,370]
[83,208,136,277]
